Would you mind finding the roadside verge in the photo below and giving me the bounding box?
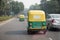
[0,18,15,26]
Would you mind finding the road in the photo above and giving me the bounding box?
[0,18,60,40]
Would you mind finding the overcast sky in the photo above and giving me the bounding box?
[14,0,41,8]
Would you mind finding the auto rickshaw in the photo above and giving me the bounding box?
[27,10,47,34]
[19,15,25,21]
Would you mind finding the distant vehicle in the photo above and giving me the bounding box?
[47,14,60,30]
[19,15,25,21]
[27,10,47,34]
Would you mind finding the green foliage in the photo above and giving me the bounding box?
[10,1,24,14]
[0,0,5,15]
[29,3,40,10]
[0,0,24,16]
[0,0,11,16]
[0,16,12,21]
[40,0,60,13]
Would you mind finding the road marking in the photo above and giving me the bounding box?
[0,18,15,26]
[49,37,53,40]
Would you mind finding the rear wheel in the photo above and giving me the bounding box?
[47,23,52,30]
[27,29,32,34]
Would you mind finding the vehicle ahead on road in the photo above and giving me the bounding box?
[47,14,60,30]
[27,10,47,34]
[19,15,25,21]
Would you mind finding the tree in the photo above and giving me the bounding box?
[40,0,60,13]
[0,0,5,16]
[9,1,24,15]
[29,3,40,10]
[0,0,24,16]
[19,2,24,11]
[29,5,35,10]
[0,0,12,16]
[55,0,60,13]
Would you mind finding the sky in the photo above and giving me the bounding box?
[14,0,41,8]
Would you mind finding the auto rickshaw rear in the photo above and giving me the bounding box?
[27,10,47,34]
[19,15,25,21]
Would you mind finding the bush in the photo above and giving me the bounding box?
[0,16,12,22]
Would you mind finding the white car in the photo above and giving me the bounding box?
[47,14,60,30]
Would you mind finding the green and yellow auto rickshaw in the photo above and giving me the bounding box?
[27,10,47,34]
[19,15,25,21]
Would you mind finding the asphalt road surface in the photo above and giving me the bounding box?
[0,18,60,40]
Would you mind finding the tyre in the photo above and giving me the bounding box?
[47,23,51,30]
[27,29,32,34]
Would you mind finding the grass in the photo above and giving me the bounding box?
[0,16,12,22]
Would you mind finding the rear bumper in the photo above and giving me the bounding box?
[19,18,24,21]
[28,27,47,31]
[52,25,60,29]
[28,29,47,32]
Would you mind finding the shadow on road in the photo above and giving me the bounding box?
[48,28,60,32]
[5,30,47,35]
[5,30,28,35]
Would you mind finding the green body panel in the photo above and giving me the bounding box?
[28,21,46,29]
[19,18,24,21]
[32,22,42,28]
